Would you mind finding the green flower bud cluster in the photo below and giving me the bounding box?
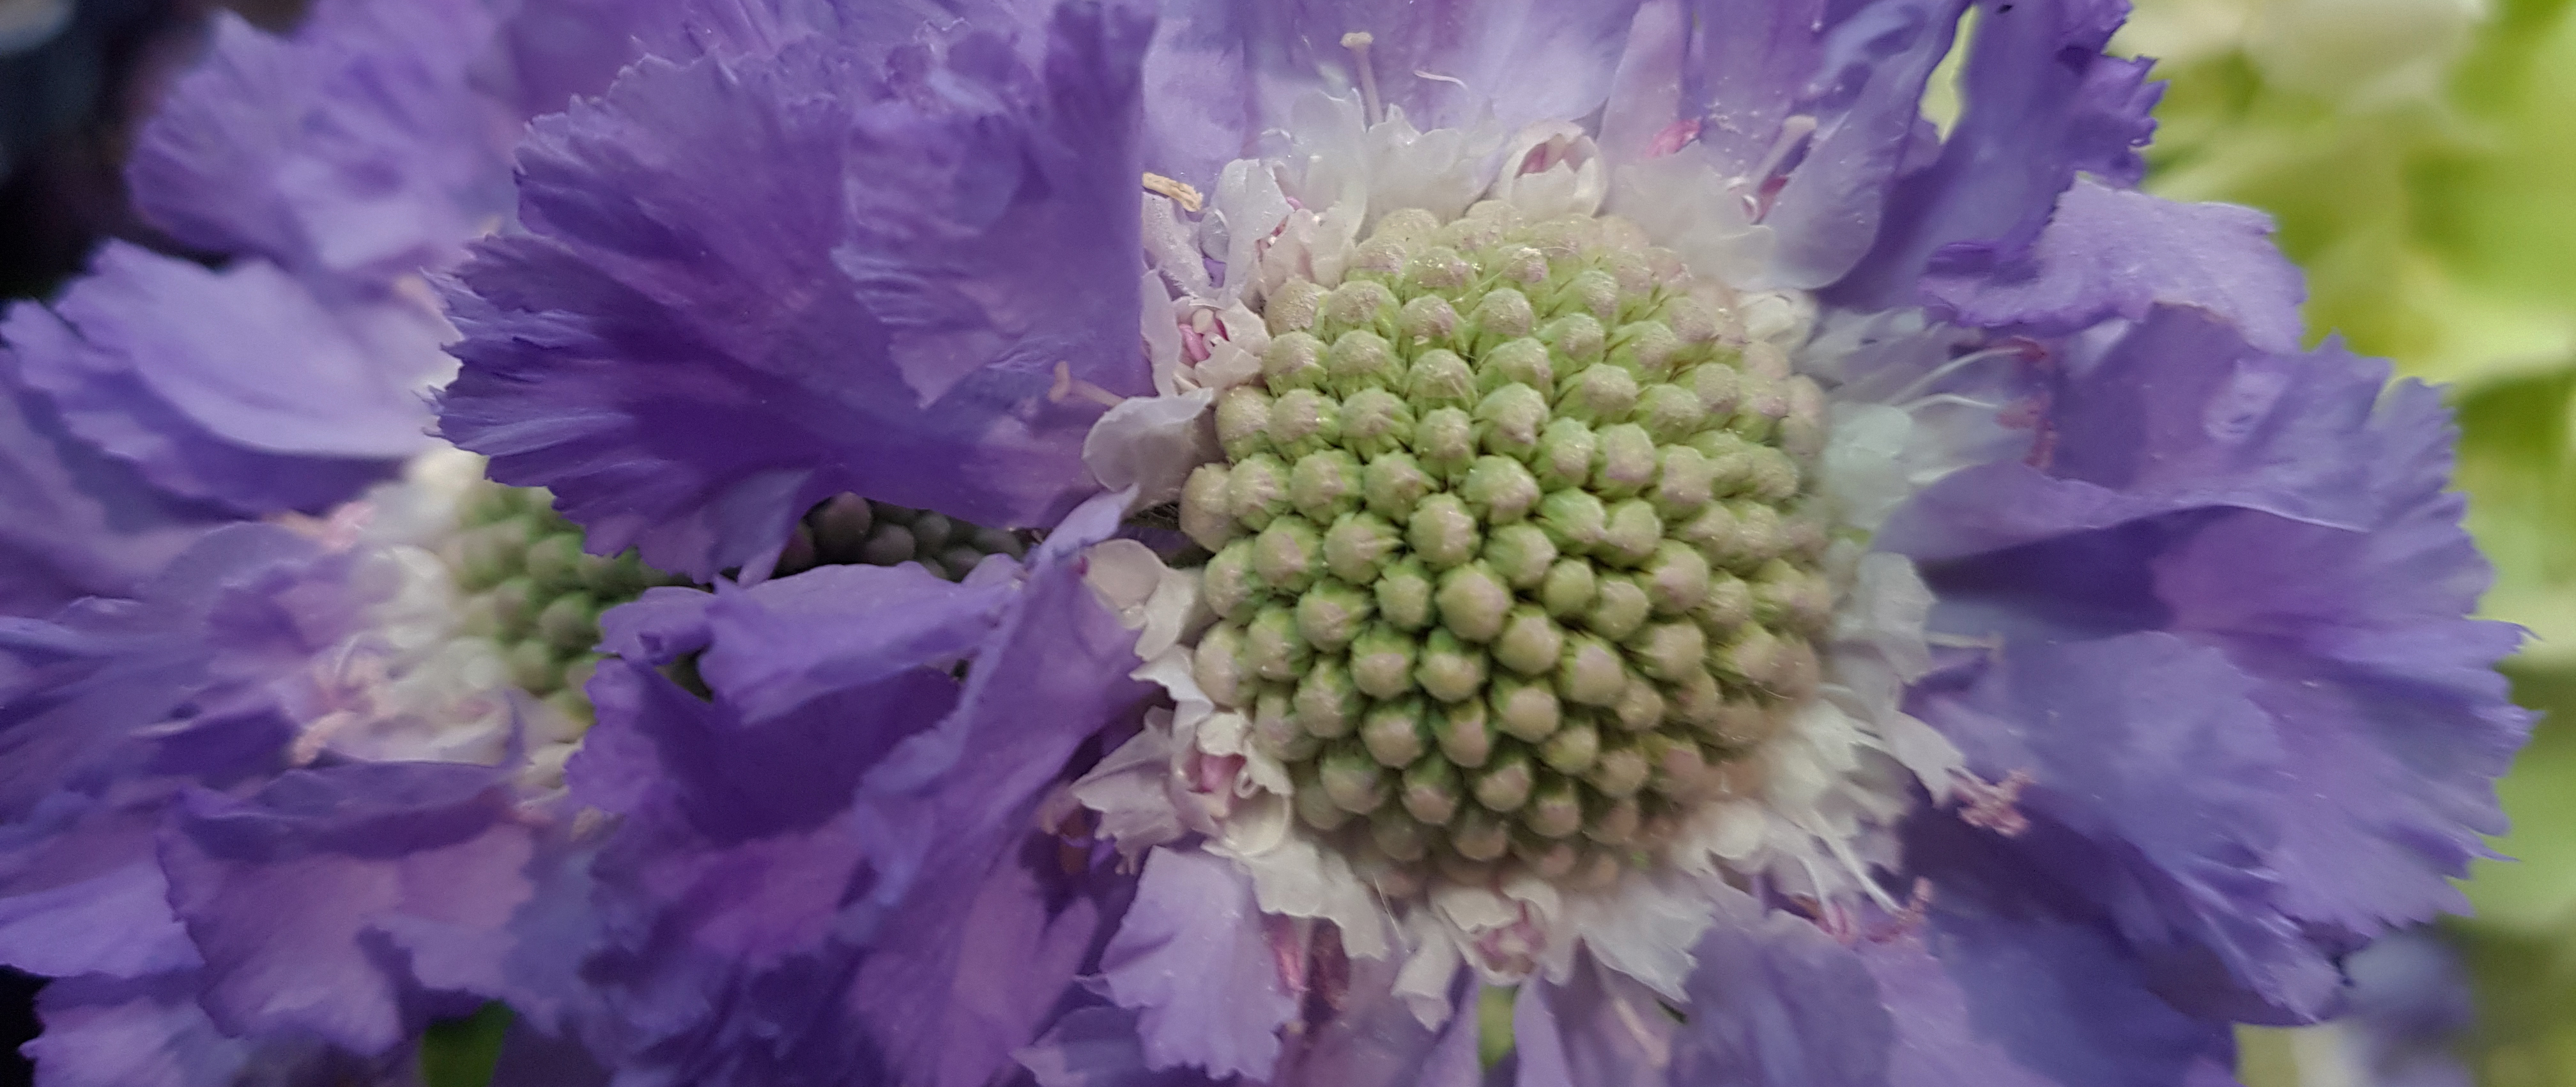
[1179,200,1833,892]
[438,482,692,727]
[778,495,1032,581]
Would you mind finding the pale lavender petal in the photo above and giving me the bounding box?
[22,973,254,1087]
[439,3,1154,578]
[0,792,197,980]
[1668,894,1892,1087]
[1018,1005,1228,1087]
[158,762,539,1055]
[125,0,510,286]
[1097,847,1296,1080]
[1508,952,1676,1087]
[1855,937,2056,1087]
[0,368,218,615]
[6,243,445,514]
[1922,180,2307,353]
[696,561,1018,722]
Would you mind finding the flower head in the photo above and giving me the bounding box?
[0,0,2535,1084]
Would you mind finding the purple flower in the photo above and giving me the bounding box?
[0,0,2530,1083]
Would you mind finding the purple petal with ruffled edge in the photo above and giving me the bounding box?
[1889,304,2526,1019]
[0,367,219,616]
[1272,952,1480,1087]
[842,493,1152,1087]
[1096,847,1296,1079]
[1668,891,1893,1087]
[1832,0,2159,307]
[486,0,691,120]
[1855,937,2056,1087]
[158,761,539,1055]
[21,973,256,1087]
[1018,1005,1229,1087]
[438,1,1153,579]
[125,0,509,286]
[0,792,198,980]
[4,243,447,515]
[1922,180,2306,353]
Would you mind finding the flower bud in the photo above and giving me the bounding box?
[1493,606,1568,677]
[1492,674,1563,741]
[1263,330,1328,389]
[1322,512,1402,583]
[1348,622,1420,699]
[1482,337,1554,392]
[1295,580,1373,651]
[1483,523,1559,588]
[1337,388,1413,459]
[1294,658,1363,738]
[1526,777,1585,838]
[1401,759,1463,825]
[1375,559,1436,629]
[1251,516,1322,592]
[1362,452,1435,520]
[1320,746,1389,813]
[1407,493,1482,569]
[1558,634,1627,706]
[1473,748,1536,812]
[1432,697,1494,767]
[1417,629,1489,703]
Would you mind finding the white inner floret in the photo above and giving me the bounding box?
[1080,75,2025,1016]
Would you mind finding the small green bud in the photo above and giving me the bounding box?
[1468,288,1536,349]
[1643,542,1712,615]
[1593,424,1659,498]
[1347,622,1419,700]
[1651,445,1717,518]
[1483,523,1559,588]
[1696,573,1754,629]
[1267,389,1340,457]
[1401,759,1462,825]
[1406,494,1481,570]
[1634,383,1706,443]
[1255,691,1309,762]
[1526,776,1585,838]
[1289,450,1362,522]
[1416,628,1489,704]
[1263,331,1328,389]
[1202,541,1262,621]
[1406,349,1476,408]
[1608,321,1683,378]
[1630,621,1708,682]
[1434,562,1514,643]
[1414,406,1477,478]
[524,533,585,591]
[1361,452,1435,521]
[1179,466,1239,552]
[1216,385,1275,459]
[1517,837,1581,879]
[1588,742,1652,798]
[1585,574,1653,641]
[1560,362,1639,424]
[1373,208,1443,244]
[1533,417,1598,490]
[1482,337,1555,393]
[506,639,562,694]
[1689,361,1741,416]
[1586,795,1643,845]
[1375,559,1437,630]
[911,513,954,551]
[1540,313,1606,365]
[1324,279,1399,335]
[1322,512,1402,584]
[1492,607,1567,677]
[1662,295,1727,343]
[1491,674,1563,741]
[1496,244,1549,284]
[489,576,541,639]
[1399,295,1460,346]
[1294,658,1363,737]
[1538,559,1598,617]
[458,520,532,589]
[1362,697,1430,766]
[1540,720,1600,775]
[1473,748,1535,812]
[1600,500,1664,566]
[1558,634,1627,706]
[1475,384,1549,459]
[1295,579,1373,651]
[1320,746,1389,813]
[1297,773,1356,831]
[858,525,918,566]
[1452,807,1512,861]
[1349,233,1411,280]
[1404,246,1474,293]
[1193,622,1250,707]
[1326,330,1398,387]
[1432,697,1494,767]
[1460,456,1541,524]
[1251,516,1323,592]
[1612,677,1666,732]
[1552,270,1621,323]
[1337,388,1413,459]
[1225,453,1291,531]
[1537,490,1607,552]
[537,592,600,651]
[1244,605,1310,681]
[1265,279,1327,335]
[1371,810,1434,862]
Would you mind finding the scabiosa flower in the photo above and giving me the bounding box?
[16,0,2506,1086]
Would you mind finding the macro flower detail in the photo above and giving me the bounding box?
[0,0,2537,1084]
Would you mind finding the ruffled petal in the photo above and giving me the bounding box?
[0,371,217,615]
[0,792,197,980]
[1017,1004,1230,1087]
[1506,951,1676,1087]
[1096,847,1297,1079]
[1668,891,1893,1087]
[124,0,510,286]
[158,762,540,1055]
[438,1,1155,578]
[1832,0,2159,307]
[22,974,256,1087]
[4,244,447,515]
[1921,180,2307,354]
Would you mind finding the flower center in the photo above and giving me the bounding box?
[438,482,689,725]
[1179,199,1833,892]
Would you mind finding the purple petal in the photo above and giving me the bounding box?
[487,0,691,119]
[0,368,218,615]
[843,505,1154,1087]
[1508,952,1677,1087]
[695,561,1018,722]
[438,2,1156,578]
[487,1019,615,1087]
[1855,937,2057,1087]
[0,792,197,980]
[1097,847,1296,1079]
[22,973,254,1087]
[1922,180,2307,353]
[1668,892,1893,1087]
[1018,1004,1230,1087]
[1275,951,1480,1087]
[158,761,539,1055]
[1831,0,2159,307]
[5,244,445,515]
[125,0,510,285]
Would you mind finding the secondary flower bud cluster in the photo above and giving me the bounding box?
[1178,200,1834,892]
[780,495,1031,581]
[437,482,692,724]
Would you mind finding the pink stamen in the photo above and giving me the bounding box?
[1951,769,2034,837]
[1645,118,1702,158]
